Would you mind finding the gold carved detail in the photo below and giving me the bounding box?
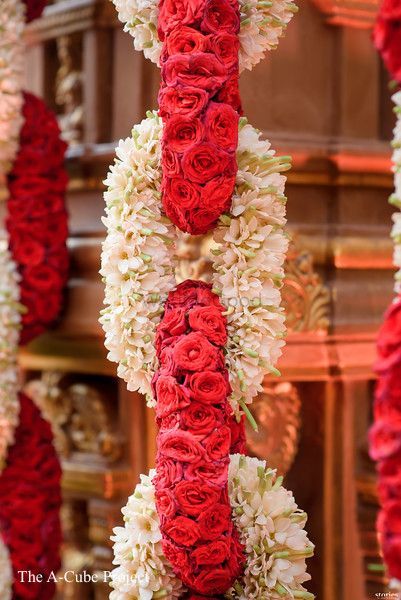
[283,242,330,334]
[55,34,84,145]
[24,372,123,463]
[311,0,379,28]
[246,382,301,476]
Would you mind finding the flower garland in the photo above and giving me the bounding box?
[112,0,298,72]
[6,92,69,345]
[159,0,240,234]
[0,0,24,176]
[0,393,62,600]
[0,537,12,600]
[110,456,314,599]
[0,233,23,474]
[101,114,289,416]
[373,0,401,86]
[153,280,244,595]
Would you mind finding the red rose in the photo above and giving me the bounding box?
[181,402,219,438]
[188,371,230,404]
[382,534,401,580]
[197,504,231,540]
[164,115,204,152]
[193,540,230,567]
[229,415,247,454]
[205,102,238,151]
[204,426,231,460]
[163,515,201,546]
[153,458,183,488]
[201,0,240,34]
[173,332,219,371]
[166,26,207,56]
[369,415,401,461]
[216,74,242,113]
[11,237,45,267]
[188,305,227,346]
[185,459,228,485]
[190,566,234,595]
[374,2,401,84]
[162,538,190,570]
[376,297,401,369]
[158,430,206,462]
[156,489,176,519]
[379,455,401,503]
[378,501,401,536]
[163,177,202,211]
[159,411,181,432]
[209,33,240,69]
[24,265,61,292]
[155,375,191,419]
[175,480,221,516]
[158,0,205,38]
[182,143,234,184]
[158,306,187,339]
[159,86,209,119]
[163,54,228,93]
[162,147,182,176]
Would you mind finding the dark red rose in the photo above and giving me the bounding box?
[188,371,230,404]
[175,480,221,516]
[369,414,401,461]
[216,74,242,113]
[181,402,219,438]
[163,176,202,211]
[162,538,191,570]
[182,142,234,184]
[162,147,182,176]
[173,332,219,371]
[197,504,231,540]
[24,264,61,292]
[156,489,176,519]
[190,566,234,595]
[185,459,228,486]
[163,54,228,93]
[205,102,238,151]
[158,430,206,462]
[157,306,188,339]
[188,305,227,345]
[193,540,230,567]
[10,237,45,267]
[153,458,183,489]
[204,426,231,460]
[163,515,201,546]
[158,0,205,38]
[164,115,204,152]
[159,86,209,119]
[209,33,240,69]
[166,26,207,55]
[155,375,191,419]
[201,0,240,34]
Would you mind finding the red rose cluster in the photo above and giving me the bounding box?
[7,92,69,346]
[374,0,401,84]
[369,297,401,580]
[158,0,241,235]
[0,393,62,600]
[23,0,47,22]
[153,280,244,595]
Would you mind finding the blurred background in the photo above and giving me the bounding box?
[19,0,395,598]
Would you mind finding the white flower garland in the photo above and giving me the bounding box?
[101,115,288,415]
[112,0,297,73]
[100,113,177,400]
[110,457,314,600]
[110,470,185,600]
[390,91,401,293]
[212,119,289,414]
[0,0,25,176]
[0,232,22,473]
[0,536,12,600]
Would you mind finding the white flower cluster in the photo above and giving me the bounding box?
[212,119,289,415]
[0,0,25,175]
[0,233,22,473]
[111,458,313,599]
[227,454,314,600]
[112,0,297,72]
[100,112,176,401]
[110,470,185,600]
[390,91,401,293]
[0,536,12,600]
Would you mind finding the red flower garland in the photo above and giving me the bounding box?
[374,0,401,85]
[23,0,47,23]
[7,92,69,346]
[158,0,241,235]
[153,280,244,595]
[0,393,62,600]
[369,297,401,581]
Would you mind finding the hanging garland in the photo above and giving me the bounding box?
[369,0,401,589]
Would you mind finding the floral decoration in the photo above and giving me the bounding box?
[110,456,314,599]
[0,0,24,176]
[153,280,245,595]
[374,0,401,85]
[391,91,401,293]
[0,393,62,600]
[6,92,69,345]
[158,0,240,234]
[112,0,297,72]
[0,233,23,474]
